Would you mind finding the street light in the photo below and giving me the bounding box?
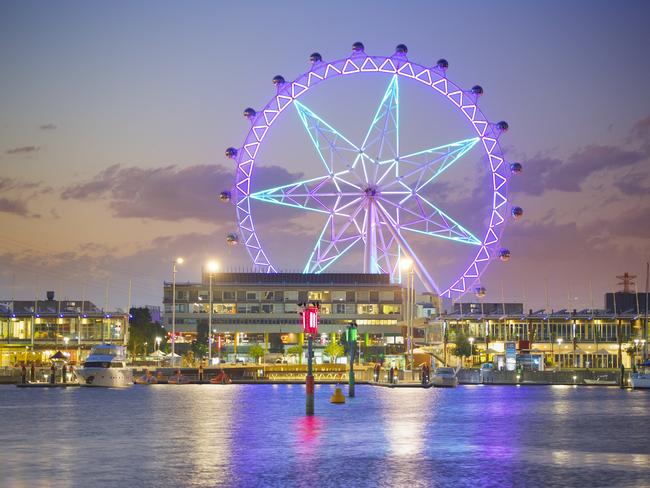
[557,337,563,369]
[171,257,184,365]
[63,336,69,358]
[155,336,162,367]
[469,337,475,366]
[400,257,415,379]
[206,260,220,365]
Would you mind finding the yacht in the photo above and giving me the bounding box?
[630,371,650,389]
[76,344,133,387]
[431,367,459,387]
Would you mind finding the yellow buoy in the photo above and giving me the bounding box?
[330,387,346,404]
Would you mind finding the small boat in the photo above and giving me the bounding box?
[209,370,231,384]
[630,372,650,389]
[135,369,158,384]
[584,375,617,385]
[431,367,459,388]
[76,344,133,388]
[168,370,190,384]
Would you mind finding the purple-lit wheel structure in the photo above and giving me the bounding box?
[224,43,522,299]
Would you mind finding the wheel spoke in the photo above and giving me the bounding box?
[250,173,362,216]
[378,195,481,246]
[294,100,361,176]
[304,203,366,273]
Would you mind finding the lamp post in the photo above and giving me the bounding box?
[400,258,415,379]
[634,338,639,372]
[347,322,358,397]
[63,336,69,355]
[206,260,219,366]
[469,337,475,367]
[171,257,184,366]
[557,337,563,369]
[155,336,161,367]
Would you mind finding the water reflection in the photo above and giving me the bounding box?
[0,385,648,487]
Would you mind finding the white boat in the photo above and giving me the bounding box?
[630,372,650,389]
[76,344,133,387]
[431,367,459,388]
[584,375,617,385]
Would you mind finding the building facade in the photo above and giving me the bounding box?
[0,293,128,367]
[162,272,404,360]
[425,306,646,369]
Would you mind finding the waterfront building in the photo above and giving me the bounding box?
[425,306,644,369]
[162,272,403,361]
[0,292,128,367]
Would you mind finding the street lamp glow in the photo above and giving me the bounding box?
[206,260,219,364]
[171,257,184,365]
[400,257,413,270]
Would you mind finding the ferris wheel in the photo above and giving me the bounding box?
[221,42,523,299]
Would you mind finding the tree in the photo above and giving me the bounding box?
[127,307,166,361]
[287,345,303,364]
[248,343,265,364]
[324,342,344,363]
[452,331,473,360]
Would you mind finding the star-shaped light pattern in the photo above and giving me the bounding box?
[250,75,482,293]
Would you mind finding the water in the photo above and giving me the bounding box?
[1,384,649,487]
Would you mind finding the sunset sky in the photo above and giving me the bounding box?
[1,0,649,311]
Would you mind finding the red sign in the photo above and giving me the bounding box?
[301,306,319,335]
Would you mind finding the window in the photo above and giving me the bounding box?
[198,289,209,301]
[214,303,236,314]
[308,291,324,301]
[298,291,308,302]
[357,291,369,302]
[261,304,273,313]
[332,291,346,301]
[320,304,331,314]
[357,304,378,314]
[346,291,356,302]
[379,291,395,302]
[285,303,298,313]
[223,291,236,301]
[263,291,274,301]
[334,303,346,314]
[369,291,379,302]
[284,291,298,301]
[176,290,189,300]
[247,291,260,301]
[382,304,401,315]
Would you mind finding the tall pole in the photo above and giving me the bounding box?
[409,268,415,379]
[208,272,213,364]
[306,333,314,415]
[643,262,650,364]
[172,260,179,365]
[348,322,357,397]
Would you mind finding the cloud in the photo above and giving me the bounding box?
[0,178,47,217]
[0,177,41,192]
[513,116,650,196]
[0,198,30,216]
[60,163,304,222]
[5,146,40,155]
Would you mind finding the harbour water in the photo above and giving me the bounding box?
[1,384,649,487]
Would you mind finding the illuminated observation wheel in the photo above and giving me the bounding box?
[223,42,523,299]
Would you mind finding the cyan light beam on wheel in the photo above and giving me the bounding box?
[374,201,441,294]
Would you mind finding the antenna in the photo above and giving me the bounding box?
[616,272,636,293]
